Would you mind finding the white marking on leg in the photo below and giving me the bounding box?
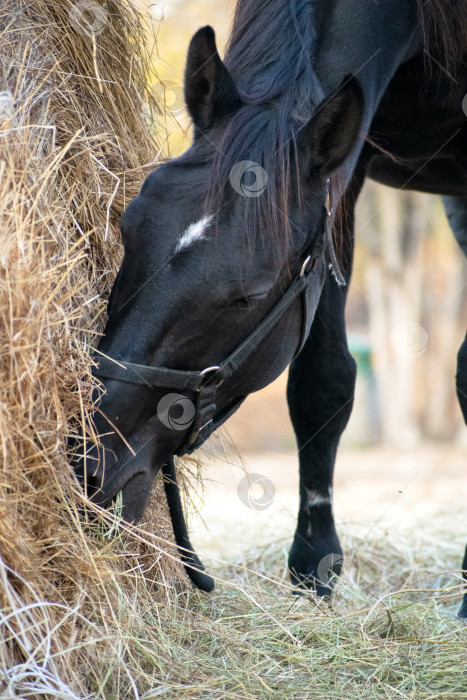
[175,215,213,253]
[305,486,333,508]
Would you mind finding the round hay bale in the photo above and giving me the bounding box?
[0,1,184,694]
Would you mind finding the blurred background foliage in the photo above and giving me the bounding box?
[137,0,466,450]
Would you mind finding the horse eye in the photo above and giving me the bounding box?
[232,292,268,309]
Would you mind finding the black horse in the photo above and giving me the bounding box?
[73,0,467,615]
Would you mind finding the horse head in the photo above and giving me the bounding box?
[72,26,364,528]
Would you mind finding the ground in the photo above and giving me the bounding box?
[190,446,467,564]
[139,446,467,699]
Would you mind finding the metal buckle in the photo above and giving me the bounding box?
[300,255,311,278]
[325,178,332,217]
[188,430,200,446]
[188,417,214,446]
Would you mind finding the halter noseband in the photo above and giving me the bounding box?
[93,181,343,456]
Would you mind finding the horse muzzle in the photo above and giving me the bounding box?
[70,411,170,523]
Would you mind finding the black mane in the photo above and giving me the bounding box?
[418,0,467,73]
[204,0,323,250]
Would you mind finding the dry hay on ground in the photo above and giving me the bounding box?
[0,0,189,695]
[145,516,467,700]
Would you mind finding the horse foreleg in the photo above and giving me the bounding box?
[287,169,364,596]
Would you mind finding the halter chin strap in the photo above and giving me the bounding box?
[93,182,342,456]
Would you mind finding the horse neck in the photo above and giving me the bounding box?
[313,0,422,180]
[314,0,421,109]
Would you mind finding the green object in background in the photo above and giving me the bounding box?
[346,333,381,444]
[348,333,372,375]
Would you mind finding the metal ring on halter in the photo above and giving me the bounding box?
[299,255,311,278]
[199,365,223,389]
[200,365,220,376]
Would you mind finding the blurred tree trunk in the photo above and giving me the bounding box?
[424,246,466,440]
[362,186,424,446]
[357,183,466,446]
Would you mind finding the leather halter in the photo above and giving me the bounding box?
[93,181,342,456]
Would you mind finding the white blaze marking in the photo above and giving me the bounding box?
[175,215,213,253]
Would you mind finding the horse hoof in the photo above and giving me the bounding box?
[288,539,343,598]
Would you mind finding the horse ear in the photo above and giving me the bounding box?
[300,76,364,177]
[184,26,241,132]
